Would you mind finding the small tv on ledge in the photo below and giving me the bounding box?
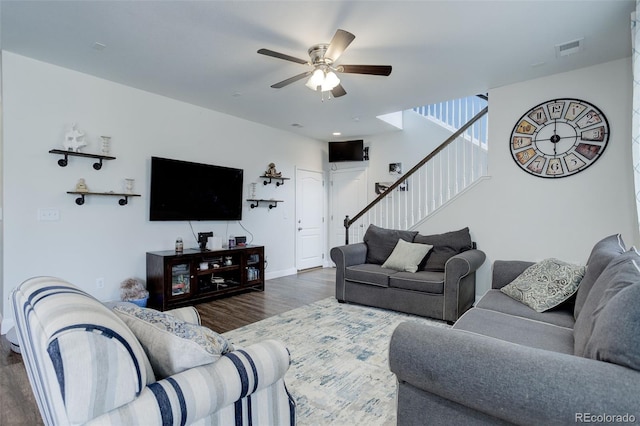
[149,156,243,221]
[328,139,364,162]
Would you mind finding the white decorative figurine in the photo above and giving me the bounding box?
[75,178,89,193]
[63,123,87,152]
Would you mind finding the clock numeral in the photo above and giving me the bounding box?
[528,107,547,125]
[564,153,586,172]
[515,148,536,165]
[575,143,601,160]
[512,136,532,149]
[581,126,605,141]
[516,119,536,135]
[576,111,602,129]
[546,158,563,176]
[527,156,545,174]
[564,102,587,121]
[547,102,565,119]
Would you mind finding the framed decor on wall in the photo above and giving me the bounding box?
[389,162,402,175]
[509,98,610,178]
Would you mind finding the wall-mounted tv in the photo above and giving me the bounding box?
[149,156,243,221]
[328,139,364,162]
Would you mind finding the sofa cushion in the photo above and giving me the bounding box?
[345,263,396,287]
[583,282,640,371]
[389,270,444,294]
[363,224,418,264]
[382,239,433,273]
[475,289,575,328]
[414,227,473,272]
[114,305,234,379]
[574,234,626,320]
[574,249,640,357]
[453,308,574,354]
[499,258,585,313]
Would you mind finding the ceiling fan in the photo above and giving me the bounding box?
[257,29,392,98]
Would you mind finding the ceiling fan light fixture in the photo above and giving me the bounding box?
[322,71,340,91]
[305,68,340,92]
[305,69,325,91]
[259,28,391,98]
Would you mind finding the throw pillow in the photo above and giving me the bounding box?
[114,304,234,379]
[583,280,640,371]
[414,227,473,272]
[574,234,626,320]
[382,239,433,273]
[500,258,586,313]
[362,224,418,264]
[574,248,640,357]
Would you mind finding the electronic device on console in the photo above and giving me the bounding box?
[198,232,213,250]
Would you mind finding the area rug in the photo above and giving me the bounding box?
[222,297,450,425]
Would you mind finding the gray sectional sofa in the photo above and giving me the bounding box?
[330,225,486,322]
[389,234,640,425]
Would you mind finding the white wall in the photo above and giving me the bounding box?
[332,110,455,203]
[1,52,325,331]
[416,58,639,297]
[333,58,638,299]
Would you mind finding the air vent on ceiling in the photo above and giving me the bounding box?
[555,38,584,58]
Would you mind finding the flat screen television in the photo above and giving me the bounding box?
[149,156,243,221]
[328,139,364,162]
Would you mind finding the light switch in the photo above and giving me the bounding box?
[38,208,60,221]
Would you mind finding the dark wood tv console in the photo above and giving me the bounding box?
[146,245,264,311]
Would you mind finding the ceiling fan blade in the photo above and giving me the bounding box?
[338,65,392,76]
[331,84,347,98]
[257,48,308,65]
[271,71,312,89]
[324,29,356,62]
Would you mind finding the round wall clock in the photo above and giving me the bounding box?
[509,98,609,178]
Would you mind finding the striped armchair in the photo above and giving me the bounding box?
[12,276,295,425]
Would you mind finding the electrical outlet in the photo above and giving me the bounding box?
[96,277,104,289]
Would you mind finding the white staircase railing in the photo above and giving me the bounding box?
[413,95,488,146]
[343,99,489,244]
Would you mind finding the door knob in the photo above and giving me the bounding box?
[298,227,303,231]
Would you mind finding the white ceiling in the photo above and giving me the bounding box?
[1,0,634,141]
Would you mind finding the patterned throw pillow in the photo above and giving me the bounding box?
[114,304,234,379]
[382,239,433,273]
[500,258,586,313]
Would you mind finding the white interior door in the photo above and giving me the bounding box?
[329,167,368,251]
[295,169,325,270]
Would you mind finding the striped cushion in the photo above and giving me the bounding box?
[12,277,155,424]
[87,339,296,425]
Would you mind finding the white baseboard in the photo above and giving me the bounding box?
[265,268,298,281]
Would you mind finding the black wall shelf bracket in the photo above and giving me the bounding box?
[260,175,290,186]
[50,149,116,170]
[247,199,283,209]
[67,191,141,206]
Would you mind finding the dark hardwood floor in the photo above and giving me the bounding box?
[0,267,335,425]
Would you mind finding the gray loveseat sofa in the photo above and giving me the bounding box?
[389,234,640,425]
[330,225,486,322]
